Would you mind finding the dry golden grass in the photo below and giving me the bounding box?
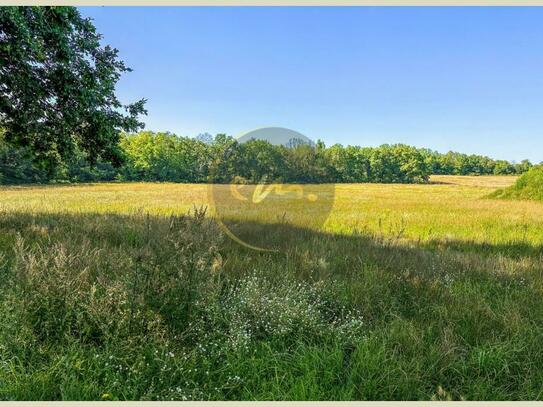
[1,175,541,248]
[331,175,543,247]
[430,174,518,188]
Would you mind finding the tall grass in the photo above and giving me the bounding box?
[1,176,542,400]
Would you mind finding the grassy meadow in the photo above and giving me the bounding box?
[1,175,543,400]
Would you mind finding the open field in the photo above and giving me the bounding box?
[1,175,542,249]
[1,175,543,400]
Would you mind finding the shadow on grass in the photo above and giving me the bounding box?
[422,238,543,260]
[1,208,541,272]
[1,210,543,400]
[1,209,541,343]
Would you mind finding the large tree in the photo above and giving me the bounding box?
[0,6,146,174]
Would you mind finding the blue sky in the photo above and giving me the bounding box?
[80,7,543,163]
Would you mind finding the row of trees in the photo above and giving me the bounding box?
[0,131,536,185]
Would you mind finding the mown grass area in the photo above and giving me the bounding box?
[1,175,542,400]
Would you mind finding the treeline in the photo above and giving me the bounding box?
[0,131,536,185]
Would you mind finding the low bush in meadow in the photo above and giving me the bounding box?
[491,165,543,201]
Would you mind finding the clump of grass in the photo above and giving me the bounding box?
[5,208,223,347]
[490,166,543,201]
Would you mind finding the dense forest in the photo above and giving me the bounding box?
[0,131,536,185]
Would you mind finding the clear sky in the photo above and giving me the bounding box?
[80,7,543,163]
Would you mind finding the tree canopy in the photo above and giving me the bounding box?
[0,6,146,174]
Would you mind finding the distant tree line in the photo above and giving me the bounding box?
[0,131,536,185]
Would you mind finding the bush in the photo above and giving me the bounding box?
[490,165,543,201]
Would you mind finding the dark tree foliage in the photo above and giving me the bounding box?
[0,6,146,175]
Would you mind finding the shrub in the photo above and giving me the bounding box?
[490,165,543,201]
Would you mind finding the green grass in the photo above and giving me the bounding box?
[491,166,543,201]
[1,176,543,400]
